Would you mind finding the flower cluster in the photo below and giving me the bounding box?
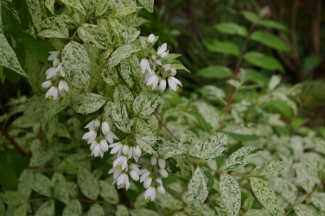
[82,119,118,158]
[41,51,69,100]
[140,34,182,91]
[108,142,142,190]
[140,156,168,201]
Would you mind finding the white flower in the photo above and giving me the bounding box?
[122,145,130,156]
[151,55,161,66]
[90,141,104,158]
[151,157,157,166]
[108,167,122,179]
[143,177,152,189]
[159,79,167,91]
[45,86,59,100]
[167,76,182,91]
[159,168,168,178]
[116,173,130,190]
[129,169,139,181]
[140,58,151,73]
[157,184,165,194]
[109,142,123,155]
[45,66,60,79]
[113,155,128,170]
[58,80,69,96]
[132,146,142,161]
[48,51,59,61]
[140,169,151,182]
[82,130,97,144]
[147,34,156,43]
[157,43,168,58]
[101,122,110,135]
[145,69,155,83]
[158,158,166,169]
[144,186,156,201]
[57,65,65,77]
[41,80,52,89]
[105,131,119,144]
[100,139,109,152]
[53,57,60,67]
[85,119,100,130]
[146,74,160,90]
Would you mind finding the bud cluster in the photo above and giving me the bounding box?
[41,51,69,100]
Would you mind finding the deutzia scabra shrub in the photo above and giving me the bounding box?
[1,1,325,216]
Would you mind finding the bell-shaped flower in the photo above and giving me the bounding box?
[85,119,100,130]
[90,141,104,158]
[99,139,109,152]
[41,80,52,89]
[157,43,168,58]
[108,167,123,179]
[45,86,59,100]
[146,74,160,90]
[144,186,156,201]
[48,51,59,61]
[116,173,130,190]
[159,79,167,91]
[158,158,166,169]
[132,146,142,161]
[147,34,156,43]
[167,76,182,91]
[140,58,151,73]
[82,130,97,144]
[58,80,69,96]
[113,155,128,170]
[109,142,123,155]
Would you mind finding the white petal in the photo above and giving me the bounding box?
[159,79,166,91]
[151,157,157,166]
[159,168,168,178]
[157,185,165,194]
[158,159,166,169]
[101,121,110,135]
[41,80,52,89]
[58,80,69,96]
[100,140,109,152]
[147,34,156,43]
[45,86,59,100]
[146,74,159,90]
[143,177,152,189]
[157,43,167,55]
[129,170,139,181]
[48,51,59,61]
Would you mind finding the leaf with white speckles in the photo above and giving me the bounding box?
[133,92,159,117]
[224,146,263,171]
[220,174,241,216]
[249,177,278,216]
[78,24,111,49]
[73,93,107,115]
[111,101,131,133]
[0,34,27,77]
[108,44,141,68]
[61,0,86,14]
[189,132,228,160]
[137,0,154,12]
[62,41,91,89]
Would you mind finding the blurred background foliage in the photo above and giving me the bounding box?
[139,0,325,128]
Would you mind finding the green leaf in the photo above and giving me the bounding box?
[135,135,157,156]
[44,0,55,14]
[35,200,55,216]
[251,31,290,51]
[130,208,160,216]
[219,174,241,216]
[60,0,86,14]
[311,193,325,212]
[196,65,232,79]
[0,33,27,77]
[62,200,82,216]
[243,51,284,72]
[38,15,72,39]
[114,6,142,17]
[113,85,134,108]
[137,0,154,12]
[258,19,289,32]
[73,93,107,115]
[0,159,18,190]
[203,39,239,56]
[111,101,131,133]
[33,173,52,197]
[120,60,134,87]
[116,205,129,216]
[77,167,99,200]
[87,203,104,216]
[268,75,281,90]
[249,177,278,216]
[78,24,111,49]
[251,161,287,175]
[242,11,259,23]
[1,191,26,206]
[13,203,27,216]
[189,133,228,161]
[51,172,70,204]
[43,96,70,121]
[302,55,321,72]
[18,170,34,199]
[158,140,187,159]
[133,92,159,117]
[30,146,54,167]
[93,0,109,15]
[156,191,184,211]
[296,166,318,193]
[108,44,141,68]
[62,41,91,89]
[99,180,118,203]
[180,131,194,145]
[187,166,213,212]
[294,204,315,216]
[214,22,248,36]
[224,146,263,171]
[272,178,298,204]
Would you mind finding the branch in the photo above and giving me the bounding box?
[153,113,180,142]
[0,127,29,157]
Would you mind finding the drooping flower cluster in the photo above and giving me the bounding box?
[140,156,168,201]
[108,142,142,190]
[140,34,182,91]
[82,119,118,158]
[41,51,69,100]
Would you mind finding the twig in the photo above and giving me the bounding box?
[153,113,180,142]
[0,127,29,157]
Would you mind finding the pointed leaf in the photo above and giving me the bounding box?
[135,135,157,156]
[251,161,287,175]
[203,39,239,56]
[214,22,248,36]
[249,177,278,216]
[62,200,82,216]
[219,174,241,216]
[108,44,141,68]
[294,204,315,216]
[62,41,91,89]
[251,31,290,51]
[87,203,104,216]
[244,51,284,72]
[78,24,111,49]
[133,92,159,117]
[73,93,107,115]
[60,0,86,14]
[1,191,26,206]
[99,180,118,203]
[196,65,232,79]
[33,173,52,197]
[112,101,131,133]
[35,200,55,216]
[77,167,99,200]
[158,140,187,159]
[137,0,154,12]
[189,132,228,161]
